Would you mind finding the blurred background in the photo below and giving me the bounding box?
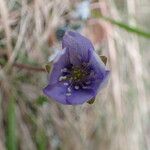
[0,0,150,150]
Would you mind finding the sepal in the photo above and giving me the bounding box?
[100,55,107,65]
[87,97,96,104]
[45,63,51,73]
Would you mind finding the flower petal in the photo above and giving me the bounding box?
[88,51,110,93]
[43,83,68,104]
[89,70,110,94]
[62,31,94,65]
[48,48,70,84]
[66,89,95,105]
[89,51,106,76]
[98,70,110,90]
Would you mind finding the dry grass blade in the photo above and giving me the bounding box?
[0,0,12,58]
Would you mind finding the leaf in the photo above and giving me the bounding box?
[87,97,96,104]
[100,55,107,65]
[6,97,17,150]
[36,96,48,106]
[36,129,47,150]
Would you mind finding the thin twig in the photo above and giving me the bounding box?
[13,63,46,72]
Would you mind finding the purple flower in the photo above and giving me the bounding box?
[43,31,110,105]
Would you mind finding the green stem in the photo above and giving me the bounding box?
[100,15,150,38]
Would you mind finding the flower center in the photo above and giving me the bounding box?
[59,65,89,83]
[71,67,87,82]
